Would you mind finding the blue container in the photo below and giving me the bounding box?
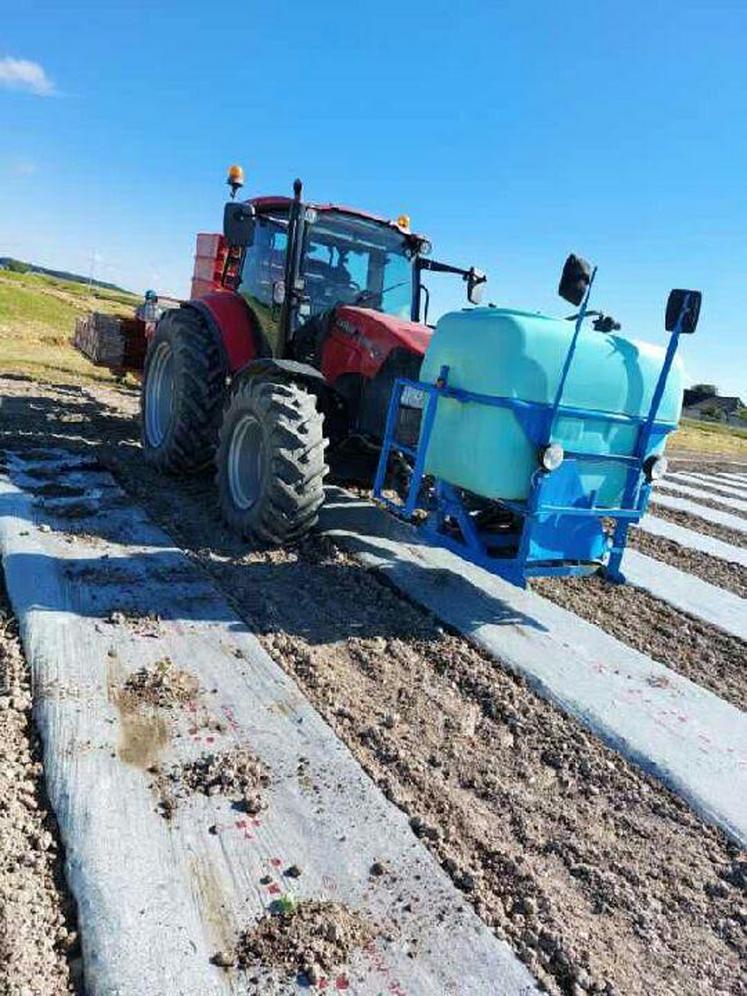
[419,307,683,505]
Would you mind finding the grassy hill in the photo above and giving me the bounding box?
[669,416,747,458]
[0,268,140,384]
[0,257,130,294]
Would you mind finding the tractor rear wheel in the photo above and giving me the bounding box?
[140,309,226,473]
[216,376,328,544]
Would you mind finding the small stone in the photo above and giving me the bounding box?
[370,861,386,877]
[284,864,302,879]
[211,949,235,968]
[458,871,476,893]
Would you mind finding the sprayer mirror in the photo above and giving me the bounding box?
[559,253,593,307]
[665,289,702,334]
[467,269,487,305]
[223,203,255,247]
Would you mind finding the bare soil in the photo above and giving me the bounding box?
[629,527,747,597]
[0,579,80,996]
[1,376,746,995]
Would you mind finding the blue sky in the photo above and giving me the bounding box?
[1,0,745,396]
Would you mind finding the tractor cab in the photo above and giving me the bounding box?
[222,180,486,362]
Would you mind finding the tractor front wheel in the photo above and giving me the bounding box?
[216,376,328,544]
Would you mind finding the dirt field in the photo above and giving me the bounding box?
[1,374,746,995]
[0,577,80,996]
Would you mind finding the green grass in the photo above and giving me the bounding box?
[0,269,140,385]
[669,417,747,458]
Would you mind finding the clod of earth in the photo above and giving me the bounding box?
[123,658,200,708]
[162,744,270,817]
[233,900,373,986]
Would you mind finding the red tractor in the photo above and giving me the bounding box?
[140,167,486,543]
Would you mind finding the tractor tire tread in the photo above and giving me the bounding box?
[216,376,328,544]
[140,308,226,474]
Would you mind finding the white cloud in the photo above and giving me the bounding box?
[0,57,56,96]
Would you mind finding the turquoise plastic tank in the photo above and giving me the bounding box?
[419,308,683,505]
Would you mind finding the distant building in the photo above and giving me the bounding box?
[683,394,745,424]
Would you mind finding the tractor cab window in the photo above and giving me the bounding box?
[301,212,413,321]
[238,212,288,354]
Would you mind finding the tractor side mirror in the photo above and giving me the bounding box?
[665,289,702,334]
[223,202,255,248]
[559,253,593,306]
[467,268,487,305]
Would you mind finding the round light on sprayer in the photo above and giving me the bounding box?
[643,454,668,482]
[539,443,564,472]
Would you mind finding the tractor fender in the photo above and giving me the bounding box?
[190,292,271,373]
[233,357,327,391]
[173,302,231,373]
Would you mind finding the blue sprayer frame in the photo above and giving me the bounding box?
[372,278,691,589]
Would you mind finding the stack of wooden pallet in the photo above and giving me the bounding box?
[73,312,148,370]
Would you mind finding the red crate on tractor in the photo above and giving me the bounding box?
[190,233,227,299]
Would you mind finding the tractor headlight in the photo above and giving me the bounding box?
[644,454,668,482]
[539,443,564,472]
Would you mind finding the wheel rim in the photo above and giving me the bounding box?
[228,414,265,510]
[144,342,175,446]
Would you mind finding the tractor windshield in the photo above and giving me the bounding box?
[302,212,413,320]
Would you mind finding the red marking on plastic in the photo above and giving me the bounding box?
[268,883,281,895]
[335,978,349,991]
[362,941,409,995]
[317,980,328,990]
[235,820,248,829]
[221,704,240,732]
[252,819,261,827]
[270,858,282,867]
[206,736,215,744]
[321,874,339,894]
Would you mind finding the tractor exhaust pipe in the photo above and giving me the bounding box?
[277,178,304,358]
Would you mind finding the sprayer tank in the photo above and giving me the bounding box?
[418,307,683,505]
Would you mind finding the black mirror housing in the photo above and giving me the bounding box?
[559,253,593,306]
[467,268,487,305]
[665,289,702,334]
[223,202,255,247]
